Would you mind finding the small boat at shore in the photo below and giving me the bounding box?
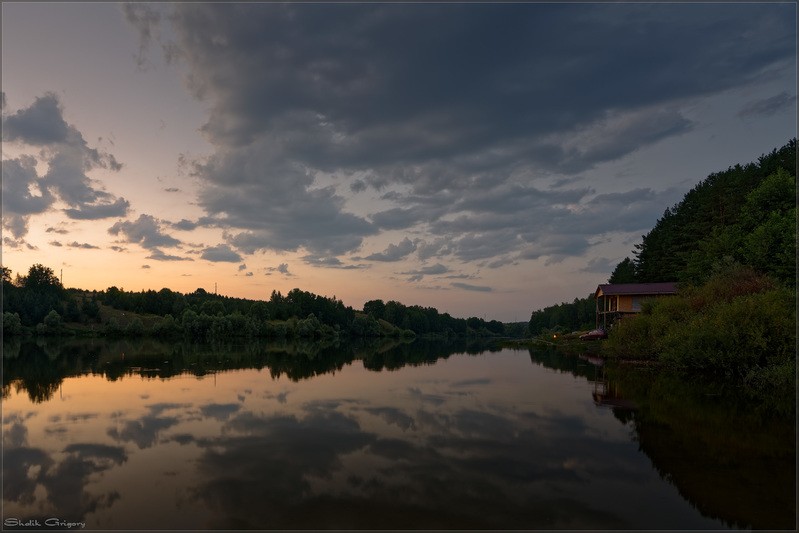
[579,327,608,340]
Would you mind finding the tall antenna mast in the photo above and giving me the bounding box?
[215,282,217,295]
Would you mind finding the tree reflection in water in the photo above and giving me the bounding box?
[2,339,794,529]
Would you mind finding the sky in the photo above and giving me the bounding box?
[1,2,796,322]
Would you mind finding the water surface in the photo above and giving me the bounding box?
[2,338,794,529]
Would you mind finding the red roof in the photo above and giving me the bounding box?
[596,282,678,297]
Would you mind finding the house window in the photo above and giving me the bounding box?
[632,296,641,311]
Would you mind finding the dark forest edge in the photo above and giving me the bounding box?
[525,139,796,404]
[2,264,528,341]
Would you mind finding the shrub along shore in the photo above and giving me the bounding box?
[601,265,795,405]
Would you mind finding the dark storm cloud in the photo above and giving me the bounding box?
[369,207,427,231]
[135,3,794,263]
[200,244,242,263]
[162,2,793,162]
[194,141,377,256]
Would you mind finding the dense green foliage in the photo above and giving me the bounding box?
[600,140,796,393]
[603,266,796,395]
[2,264,520,340]
[2,264,68,326]
[527,295,596,335]
[632,139,796,285]
[608,257,637,283]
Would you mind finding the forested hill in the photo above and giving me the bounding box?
[529,139,796,335]
[632,139,795,285]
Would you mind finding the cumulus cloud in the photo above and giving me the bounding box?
[64,198,130,220]
[400,263,450,282]
[200,244,242,263]
[171,218,198,231]
[2,92,70,144]
[1,93,128,236]
[146,249,192,262]
[362,238,417,262]
[108,214,181,249]
[266,263,293,277]
[1,156,55,237]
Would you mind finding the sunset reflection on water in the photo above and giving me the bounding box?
[1,342,755,529]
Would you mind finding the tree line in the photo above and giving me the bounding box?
[3,265,525,340]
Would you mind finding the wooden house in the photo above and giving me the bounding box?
[595,282,678,328]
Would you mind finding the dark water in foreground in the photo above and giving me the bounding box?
[2,338,795,530]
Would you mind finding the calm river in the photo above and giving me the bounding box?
[2,338,795,530]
